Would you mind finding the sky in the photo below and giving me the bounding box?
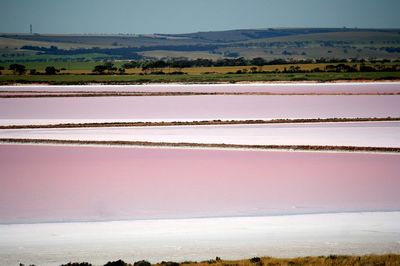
[0,0,400,34]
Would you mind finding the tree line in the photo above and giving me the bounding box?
[120,57,398,69]
[4,64,62,75]
[2,60,399,76]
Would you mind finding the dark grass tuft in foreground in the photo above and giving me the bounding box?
[44,254,400,266]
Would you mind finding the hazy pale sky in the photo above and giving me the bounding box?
[1,0,400,34]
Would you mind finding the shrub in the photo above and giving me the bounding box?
[160,262,179,266]
[250,257,261,263]
[61,263,92,266]
[45,66,59,75]
[9,63,26,75]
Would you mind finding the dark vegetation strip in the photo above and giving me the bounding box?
[1,91,399,98]
[1,117,399,130]
[1,138,399,153]
[54,254,400,266]
[1,72,400,85]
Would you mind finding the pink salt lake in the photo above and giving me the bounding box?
[0,144,399,223]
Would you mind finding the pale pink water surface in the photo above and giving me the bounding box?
[2,82,400,93]
[0,95,399,121]
[2,121,400,147]
[0,144,399,223]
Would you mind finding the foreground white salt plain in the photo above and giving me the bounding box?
[2,121,399,148]
[0,212,399,266]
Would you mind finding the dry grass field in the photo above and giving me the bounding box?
[175,255,400,266]
[58,254,400,266]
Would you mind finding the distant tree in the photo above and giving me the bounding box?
[0,66,4,70]
[45,66,59,75]
[9,64,26,75]
[122,61,141,69]
[250,66,258,73]
[134,260,151,266]
[118,67,126,74]
[93,62,117,74]
[103,62,117,73]
[104,260,127,266]
[250,57,266,66]
[93,64,107,74]
[288,65,301,72]
[29,69,37,75]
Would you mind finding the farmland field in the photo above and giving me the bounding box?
[2,29,400,63]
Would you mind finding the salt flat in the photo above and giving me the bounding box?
[1,121,399,148]
[0,212,399,266]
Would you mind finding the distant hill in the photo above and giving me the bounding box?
[158,28,393,42]
[1,28,400,62]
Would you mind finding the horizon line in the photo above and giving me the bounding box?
[1,26,400,36]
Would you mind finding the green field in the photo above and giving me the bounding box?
[1,28,399,84]
[1,71,399,85]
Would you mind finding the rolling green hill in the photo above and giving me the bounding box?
[1,28,400,63]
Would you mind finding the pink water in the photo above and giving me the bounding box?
[1,144,399,223]
[0,95,399,120]
[2,82,400,93]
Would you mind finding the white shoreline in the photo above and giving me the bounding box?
[2,81,400,88]
[1,211,399,266]
[1,81,399,94]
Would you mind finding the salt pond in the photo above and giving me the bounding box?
[1,144,399,223]
[0,95,399,125]
[2,121,399,148]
